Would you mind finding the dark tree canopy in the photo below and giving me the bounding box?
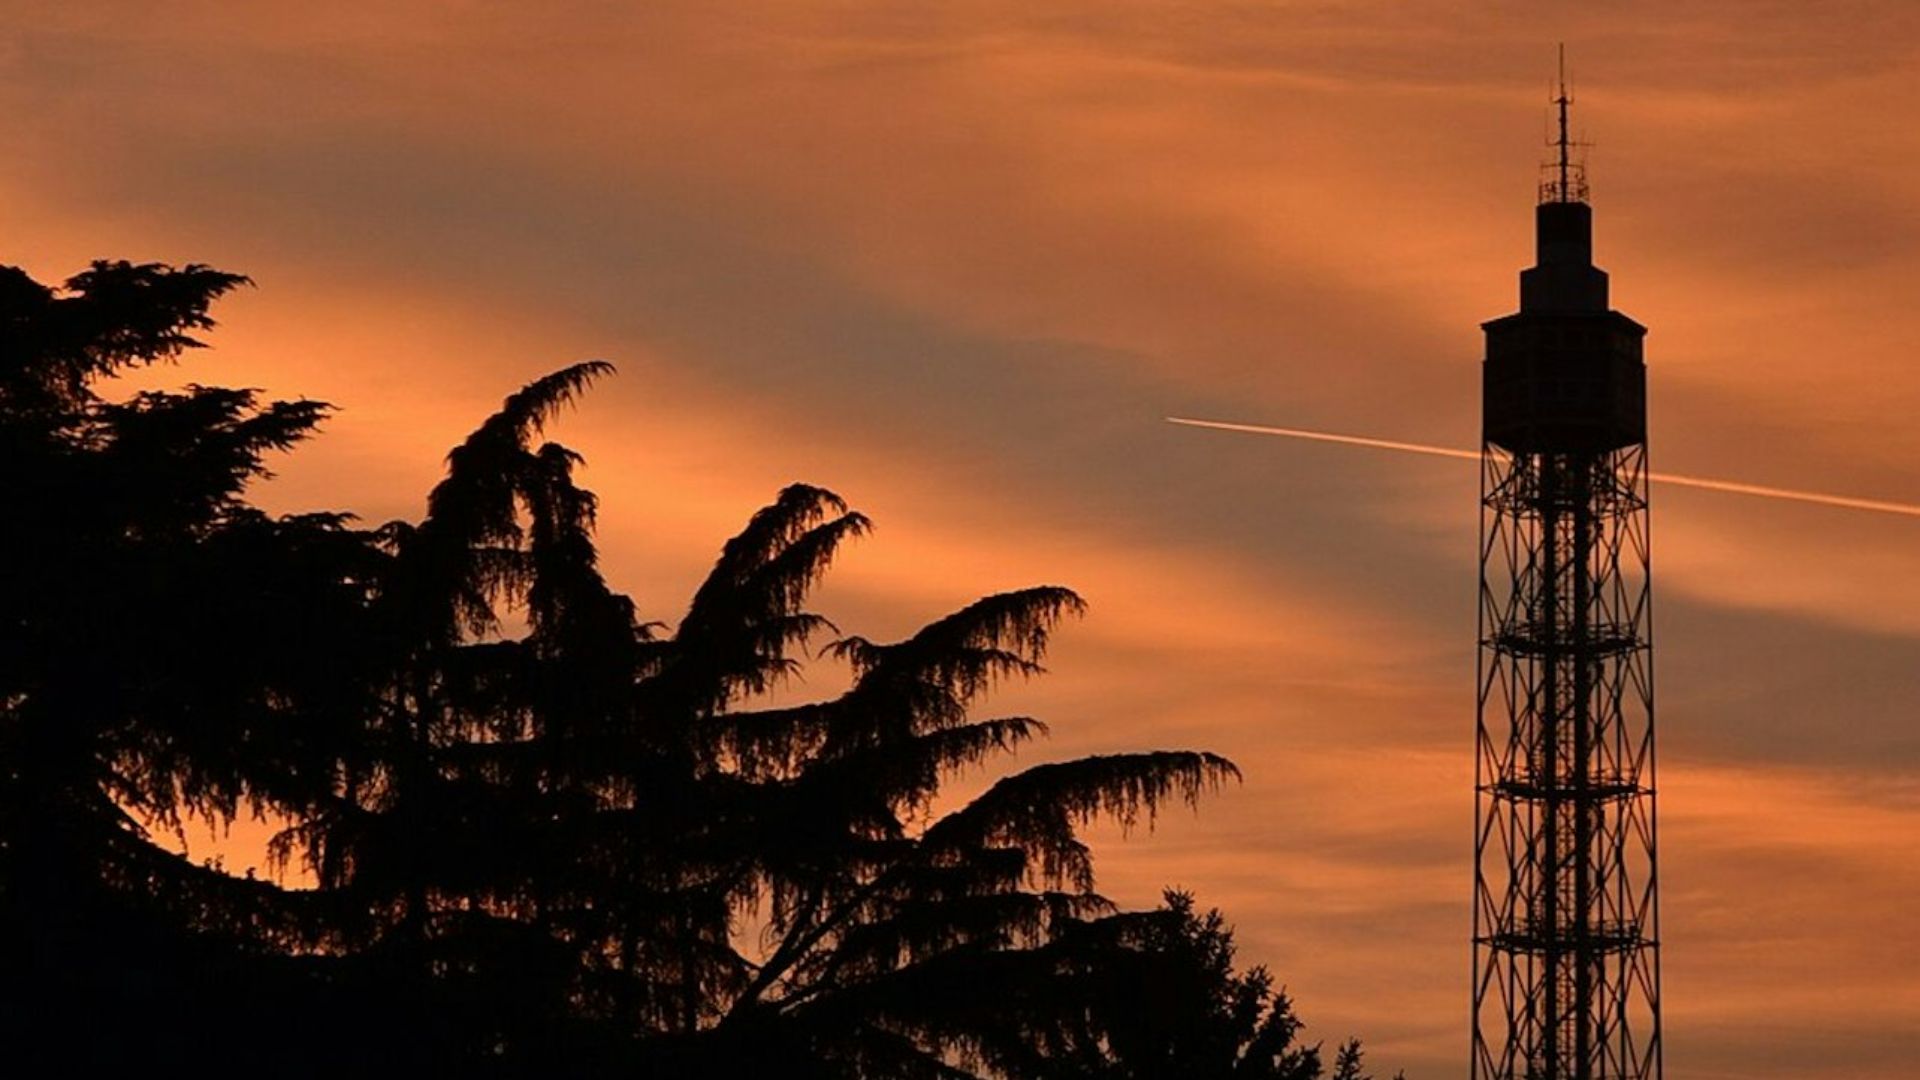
[0,260,1390,1078]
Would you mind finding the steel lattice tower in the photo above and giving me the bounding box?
[1472,65,1662,1080]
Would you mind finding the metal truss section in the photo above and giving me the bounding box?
[1473,443,1661,1080]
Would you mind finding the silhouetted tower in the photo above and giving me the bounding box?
[1473,55,1661,1080]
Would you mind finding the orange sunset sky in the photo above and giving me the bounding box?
[5,3,1919,1076]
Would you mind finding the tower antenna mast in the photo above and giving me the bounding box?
[1543,43,1588,204]
[1558,44,1572,201]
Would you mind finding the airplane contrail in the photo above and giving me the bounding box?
[1166,416,1920,519]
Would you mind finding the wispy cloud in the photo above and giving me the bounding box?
[5,4,1917,1075]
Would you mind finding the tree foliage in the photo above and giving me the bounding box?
[0,260,1388,1077]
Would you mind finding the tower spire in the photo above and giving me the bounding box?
[1544,43,1588,204]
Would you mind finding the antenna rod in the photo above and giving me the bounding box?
[1556,43,1572,201]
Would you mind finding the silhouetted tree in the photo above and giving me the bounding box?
[1043,891,1398,1080]
[256,360,1244,1074]
[1,259,1394,1078]
[777,889,1394,1080]
[0,261,385,1070]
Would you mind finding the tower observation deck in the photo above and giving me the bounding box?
[1472,63,1662,1080]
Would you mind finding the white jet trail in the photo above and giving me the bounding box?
[1166,416,1920,520]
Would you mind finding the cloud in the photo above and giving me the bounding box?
[7,4,1919,1075]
